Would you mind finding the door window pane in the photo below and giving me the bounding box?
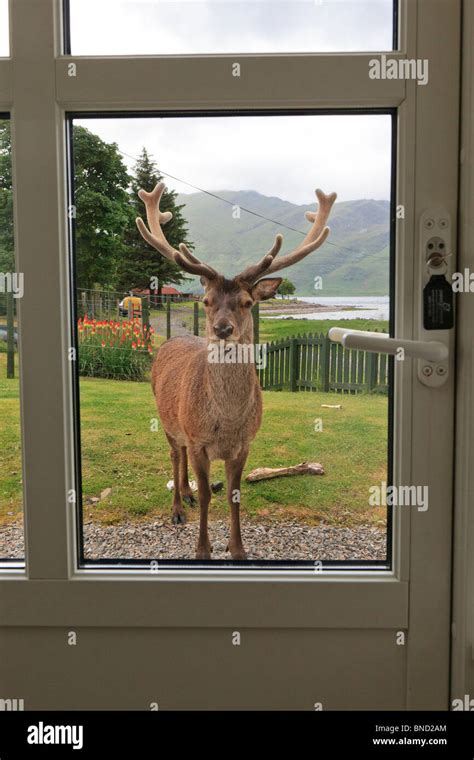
[68,0,395,55]
[0,117,24,563]
[69,112,393,567]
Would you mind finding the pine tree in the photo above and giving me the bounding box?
[118,148,192,304]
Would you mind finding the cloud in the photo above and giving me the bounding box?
[0,0,8,57]
[76,113,392,204]
[69,0,393,55]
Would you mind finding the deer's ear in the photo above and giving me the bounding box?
[251,278,282,302]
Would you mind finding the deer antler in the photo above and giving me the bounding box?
[136,182,218,281]
[235,234,284,285]
[237,189,337,284]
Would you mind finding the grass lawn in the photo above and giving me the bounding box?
[259,317,388,342]
[0,351,387,529]
[0,353,22,524]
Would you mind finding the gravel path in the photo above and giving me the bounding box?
[0,519,386,561]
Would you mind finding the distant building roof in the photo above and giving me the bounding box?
[161,286,181,295]
[131,285,194,296]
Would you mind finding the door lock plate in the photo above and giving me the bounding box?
[418,209,452,387]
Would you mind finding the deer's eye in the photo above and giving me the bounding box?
[243,300,253,309]
[203,298,210,307]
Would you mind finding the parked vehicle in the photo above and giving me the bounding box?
[119,295,142,318]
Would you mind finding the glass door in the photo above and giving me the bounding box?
[0,0,460,711]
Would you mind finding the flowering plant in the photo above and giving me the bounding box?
[78,316,154,380]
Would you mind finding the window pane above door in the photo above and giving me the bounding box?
[67,0,396,56]
[0,0,9,57]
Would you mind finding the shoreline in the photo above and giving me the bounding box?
[261,303,355,315]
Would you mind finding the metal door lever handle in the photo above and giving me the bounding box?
[328,328,448,362]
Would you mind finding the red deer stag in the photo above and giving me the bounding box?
[136,182,336,560]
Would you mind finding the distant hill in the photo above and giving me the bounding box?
[176,190,390,296]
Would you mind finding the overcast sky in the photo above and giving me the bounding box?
[2,1,393,203]
[68,0,393,56]
[0,0,7,56]
[76,114,392,204]
[1,0,393,56]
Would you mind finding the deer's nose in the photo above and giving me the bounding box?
[213,322,234,339]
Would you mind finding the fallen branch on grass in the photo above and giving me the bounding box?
[246,462,325,482]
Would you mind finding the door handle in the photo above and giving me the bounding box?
[328,328,448,363]
[328,208,454,388]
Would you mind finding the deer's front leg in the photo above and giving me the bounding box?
[188,446,212,560]
[165,434,186,525]
[179,446,196,506]
[225,446,249,561]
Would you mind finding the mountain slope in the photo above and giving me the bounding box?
[176,190,390,296]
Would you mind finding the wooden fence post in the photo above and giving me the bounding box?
[166,298,171,339]
[251,303,259,346]
[141,297,150,334]
[193,301,199,336]
[321,334,330,392]
[366,352,377,392]
[6,290,15,379]
[289,337,298,392]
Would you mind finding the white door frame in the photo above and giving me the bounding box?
[0,0,461,709]
[451,0,474,703]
